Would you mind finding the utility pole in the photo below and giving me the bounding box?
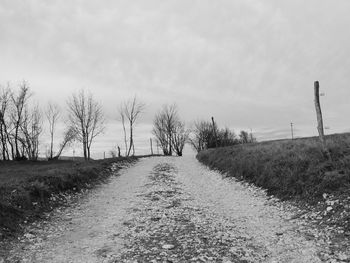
[290,122,294,140]
[314,81,330,157]
[314,81,325,146]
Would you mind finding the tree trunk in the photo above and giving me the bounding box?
[0,124,7,160]
[121,114,128,156]
[50,130,54,159]
[127,123,133,156]
[83,140,87,160]
[169,134,172,156]
[6,133,15,160]
[14,123,20,159]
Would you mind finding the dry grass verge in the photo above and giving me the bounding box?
[0,157,141,240]
[197,133,350,235]
[197,133,350,201]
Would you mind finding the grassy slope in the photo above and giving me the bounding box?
[197,133,350,201]
[197,133,350,254]
[0,157,139,239]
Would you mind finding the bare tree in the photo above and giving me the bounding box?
[171,120,188,156]
[152,104,186,156]
[189,120,239,152]
[153,104,175,155]
[20,105,43,160]
[1,82,47,160]
[188,120,213,153]
[67,89,105,160]
[153,115,169,155]
[0,85,13,160]
[11,82,31,160]
[239,130,256,144]
[218,127,238,146]
[119,96,145,156]
[239,130,249,144]
[46,102,60,159]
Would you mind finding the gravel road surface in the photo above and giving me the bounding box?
[5,156,326,262]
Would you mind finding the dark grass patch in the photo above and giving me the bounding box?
[0,156,149,241]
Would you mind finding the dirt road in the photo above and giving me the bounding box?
[5,156,327,262]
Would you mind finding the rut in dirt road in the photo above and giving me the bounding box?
[6,156,325,262]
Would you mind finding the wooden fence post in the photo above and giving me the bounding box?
[117,146,121,157]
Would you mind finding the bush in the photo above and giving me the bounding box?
[189,120,256,153]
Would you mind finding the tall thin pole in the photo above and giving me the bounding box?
[150,138,153,155]
[211,116,218,147]
[314,81,326,149]
[117,146,121,157]
[314,81,330,159]
[290,122,294,140]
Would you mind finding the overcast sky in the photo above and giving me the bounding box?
[1,0,349,157]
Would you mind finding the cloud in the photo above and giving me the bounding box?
[0,0,349,151]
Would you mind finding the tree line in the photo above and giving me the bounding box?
[0,81,256,161]
[151,105,256,156]
[0,82,104,161]
[0,82,43,160]
[188,120,256,153]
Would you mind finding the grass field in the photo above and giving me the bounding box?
[197,133,350,201]
[0,157,139,239]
